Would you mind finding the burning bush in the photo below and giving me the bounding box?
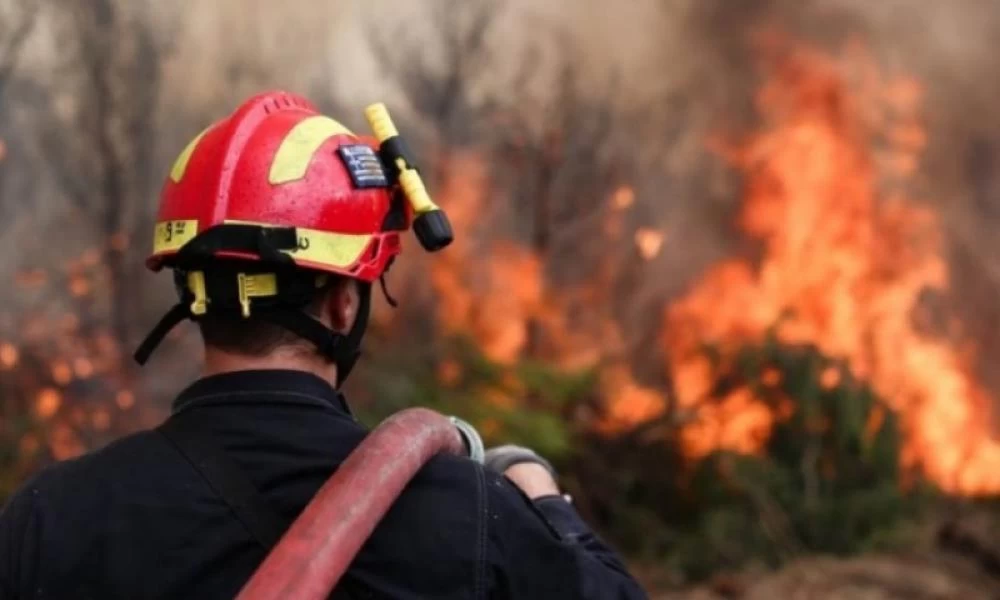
[662,36,1000,496]
[658,337,925,579]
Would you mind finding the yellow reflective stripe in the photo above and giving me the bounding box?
[293,228,372,268]
[269,116,354,184]
[222,220,371,269]
[170,128,209,183]
[153,220,198,253]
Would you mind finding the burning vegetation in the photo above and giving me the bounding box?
[665,38,1000,496]
[414,33,1000,497]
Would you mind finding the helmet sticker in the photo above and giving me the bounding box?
[338,144,388,189]
[153,220,198,253]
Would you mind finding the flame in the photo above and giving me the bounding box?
[68,276,90,298]
[35,388,62,420]
[635,228,665,260]
[51,360,72,385]
[612,186,635,210]
[3,244,142,469]
[423,39,1000,496]
[115,390,135,410]
[73,358,94,379]
[0,343,18,369]
[682,388,776,458]
[819,366,841,390]
[429,156,549,364]
[663,40,1000,494]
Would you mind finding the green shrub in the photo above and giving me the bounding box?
[357,332,938,583]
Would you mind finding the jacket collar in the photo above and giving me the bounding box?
[171,369,353,416]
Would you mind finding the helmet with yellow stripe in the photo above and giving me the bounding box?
[134,91,452,385]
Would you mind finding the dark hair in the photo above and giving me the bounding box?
[197,272,343,357]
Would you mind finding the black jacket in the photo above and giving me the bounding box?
[0,370,646,599]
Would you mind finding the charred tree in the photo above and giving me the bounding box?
[38,0,162,350]
[369,0,644,364]
[369,0,502,180]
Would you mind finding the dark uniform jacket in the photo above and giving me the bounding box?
[0,370,646,599]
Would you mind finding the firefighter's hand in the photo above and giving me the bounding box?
[484,445,560,500]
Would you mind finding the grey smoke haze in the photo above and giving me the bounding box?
[1,0,998,405]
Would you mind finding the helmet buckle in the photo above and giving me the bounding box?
[237,272,279,318]
[187,271,209,316]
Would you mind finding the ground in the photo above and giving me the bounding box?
[651,553,998,599]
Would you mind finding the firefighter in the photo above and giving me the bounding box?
[0,92,646,599]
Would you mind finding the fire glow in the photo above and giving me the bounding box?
[2,235,137,471]
[5,38,996,499]
[664,40,1000,495]
[429,41,1000,496]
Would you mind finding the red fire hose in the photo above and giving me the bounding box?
[236,407,471,600]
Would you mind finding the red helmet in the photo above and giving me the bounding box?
[135,91,452,382]
[149,91,404,281]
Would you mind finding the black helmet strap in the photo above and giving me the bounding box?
[135,225,373,388]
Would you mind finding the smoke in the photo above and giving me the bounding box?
[174,0,1000,401]
[2,0,999,418]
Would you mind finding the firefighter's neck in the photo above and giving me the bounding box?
[202,287,354,384]
[202,346,337,384]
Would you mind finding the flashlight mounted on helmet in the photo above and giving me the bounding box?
[364,103,453,253]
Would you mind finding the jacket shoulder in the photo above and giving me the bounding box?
[13,429,169,496]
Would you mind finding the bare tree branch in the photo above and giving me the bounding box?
[25,0,164,347]
[0,0,40,97]
[368,0,505,148]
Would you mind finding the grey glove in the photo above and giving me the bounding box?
[484,444,557,478]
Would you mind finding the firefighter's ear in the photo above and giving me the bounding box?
[323,278,359,334]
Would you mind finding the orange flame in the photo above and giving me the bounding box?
[663,41,1000,494]
[429,156,549,365]
[418,40,998,496]
[51,360,72,385]
[35,388,62,420]
[115,390,135,410]
[612,186,635,210]
[73,358,94,379]
[634,228,665,260]
[0,343,18,369]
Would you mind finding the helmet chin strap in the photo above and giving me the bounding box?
[132,220,383,388]
[331,282,371,387]
[135,278,373,389]
[254,282,372,389]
